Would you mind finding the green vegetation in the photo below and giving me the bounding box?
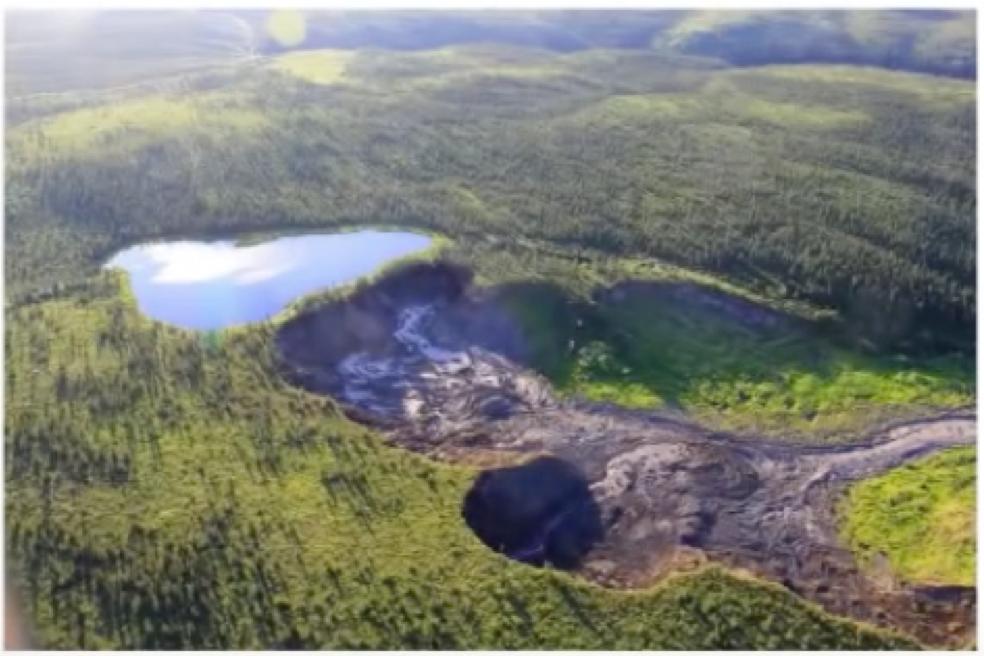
[839,446,976,586]
[4,15,976,649]
[8,94,268,165]
[7,45,974,354]
[758,64,975,107]
[494,271,972,439]
[4,275,916,649]
[726,94,869,128]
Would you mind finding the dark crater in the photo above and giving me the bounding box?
[462,456,604,569]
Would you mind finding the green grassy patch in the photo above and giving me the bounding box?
[7,93,268,164]
[498,277,973,439]
[839,446,976,586]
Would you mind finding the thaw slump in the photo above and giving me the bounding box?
[336,304,480,418]
[276,262,555,437]
[275,262,977,647]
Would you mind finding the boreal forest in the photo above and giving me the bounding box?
[3,9,977,650]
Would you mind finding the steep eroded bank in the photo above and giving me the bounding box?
[275,262,976,647]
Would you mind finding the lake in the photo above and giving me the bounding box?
[105,230,432,330]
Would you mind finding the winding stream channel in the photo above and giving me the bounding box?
[275,261,976,647]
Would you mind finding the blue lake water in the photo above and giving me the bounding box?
[105,230,432,330]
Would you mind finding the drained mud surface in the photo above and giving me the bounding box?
[277,262,977,647]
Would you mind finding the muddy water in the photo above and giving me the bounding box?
[276,262,976,647]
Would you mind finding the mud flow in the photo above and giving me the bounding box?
[276,262,976,647]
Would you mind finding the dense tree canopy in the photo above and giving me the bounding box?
[6,47,976,353]
[3,30,975,650]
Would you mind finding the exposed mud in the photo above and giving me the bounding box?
[276,262,977,647]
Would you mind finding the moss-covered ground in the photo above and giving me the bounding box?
[839,446,976,587]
